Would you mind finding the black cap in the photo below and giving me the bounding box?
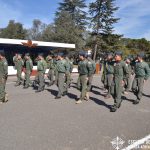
[38,53,44,57]
[137,52,145,58]
[0,51,5,57]
[58,52,64,57]
[115,51,123,56]
[18,53,22,56]
[79,51,86,57]
[107,52,113,57]
[25,53,30,56]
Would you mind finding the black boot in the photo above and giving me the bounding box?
[110,105,117,112]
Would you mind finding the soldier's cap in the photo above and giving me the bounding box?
[38,53,44,57]
[107,52,113,57]
[57,52,64,57]
[137,52,145,58]
[79,51,86,57]
[0,51,5,56]
[115,51,123,56]
[17,53,22,56]
[25,53,30,56]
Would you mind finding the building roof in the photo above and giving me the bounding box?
[0,38,75,49]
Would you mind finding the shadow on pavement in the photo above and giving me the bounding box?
[143,93,150,98]
[47,89,58,97]
[122,96,134,103]
[90,96,111,110]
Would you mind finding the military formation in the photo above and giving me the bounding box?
[0,50,150,112]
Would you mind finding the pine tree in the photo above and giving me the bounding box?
[55,0,87,49]
[89,0,121,60]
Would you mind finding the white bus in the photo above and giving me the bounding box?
[0,38,76,75]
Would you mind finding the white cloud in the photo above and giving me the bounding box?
[114,0,150,39]
[0,0,22,27]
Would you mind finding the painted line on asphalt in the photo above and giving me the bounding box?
[122,134,150,150]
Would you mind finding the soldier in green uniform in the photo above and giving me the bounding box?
[46,54,55,86]
[55,53,69,99]
[101,55,107,90]
[53,54,59,85]
[24,53,33,88]
[110,51,129,112]
[104,53,114,99]
[0,52,8,103]
[76,51,90,104]
[13,53,18,69]
[34,53,47,92]
[132,53,150,104]
[86,54,96,100]
[15,53,24,86]
[123,57,133,94]
[65,56,73,90]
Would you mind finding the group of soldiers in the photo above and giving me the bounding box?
[12,51,96,102]
[101,51,150,112]
[0,50,150,113]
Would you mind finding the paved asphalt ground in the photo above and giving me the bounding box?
[0,74,150,150]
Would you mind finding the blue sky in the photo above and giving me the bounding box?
[0,0,150,40]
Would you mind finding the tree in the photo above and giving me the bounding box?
[89,0,120,60]
[26,19,46,40]
[55,0,87,50]
[57,0,87,30]
[0,20,27,39]
[54,11,85,49]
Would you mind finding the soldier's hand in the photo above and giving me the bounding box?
[121,80,125,86]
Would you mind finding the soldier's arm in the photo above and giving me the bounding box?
[30,60,33,70]
[123,62,129,78]
[3,61,8,78]
[87,61,94,76]
[144,63,150,80]
[65,61,70,74]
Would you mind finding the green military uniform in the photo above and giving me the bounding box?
[35,59,47,91]
[56,56,69,98]
[16,58,24,85]
[124,62,132,92]
[0,57,8,102]
[13,55,18,69]
[46,56,55,86]
[24,58,33,87]
[111,57,129,111]
[53,58,58,85]
[101,60,107,89]
[78,58,90,101]
[87,57,96,92]
[105,60,114,97]
[65,57,73,90]
[132,61,150,103]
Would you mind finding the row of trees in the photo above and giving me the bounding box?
[0,0,150,58]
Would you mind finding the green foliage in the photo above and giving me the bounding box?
[0,20,27,39]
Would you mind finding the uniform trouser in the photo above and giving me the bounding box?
[48,69,55,83]
[25,71,32,86]
[77,75,81,90]
[79,74,88,100]
[101,73,107,88]
[132,77,144,101]
[87,74,94,92]
[54,70,58,85]
[0,78,6,102]
[16,69,22,84]
[65,72,71,91]
[35,72,45,90]
[106,74,113,96]
[57,73,66,97]
[111,78,123,108]
[124,75,131,92]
